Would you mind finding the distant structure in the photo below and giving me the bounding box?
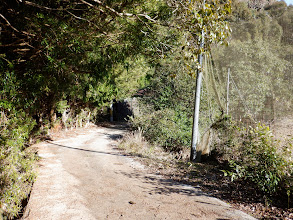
[110,89,146,122]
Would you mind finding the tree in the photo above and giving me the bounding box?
[169,0,231,161]
[0,1,174,218]
[0,0,170,122]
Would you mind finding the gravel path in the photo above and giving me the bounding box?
[22,125,256,220]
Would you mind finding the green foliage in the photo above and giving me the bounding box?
[130,49,221,152]
[0,0,173,125]
[114,56,153,99]
[217,119,293,199]
[0,0,292,215]
[178,0,231,48]
[170,0,232,73]
[56,100,69,114]
[0,107,36,219]
[131,108,192,151]
[212,0,293,120]
[130,60,194,150]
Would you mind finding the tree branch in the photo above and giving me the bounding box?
[136,14,157,23]
[79,0,105,13]
[87,0,157,23]
[65,10,108,35]
[0,13,21,33]
[24,1,62,11]
[0,13,35,36]
[91,0,123,17]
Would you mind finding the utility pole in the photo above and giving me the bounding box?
[227,68,230,115]
[190,0,205,162]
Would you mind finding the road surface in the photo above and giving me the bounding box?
[22,124,255,220]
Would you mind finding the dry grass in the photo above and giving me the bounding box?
[118,129,191,167]
[119,130,167,159]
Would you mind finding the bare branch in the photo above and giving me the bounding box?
[0,13,35,36]
[65,10,108,35]
[13,48,31,52]
[91,0,122,17]
[137,14,157,23]
[0,41,34,48]
[66,10,90,22]
[79,0,105,13]
[24,1,61,11]
[0,13,21,33]
[89,0,157,23]
[136,15,154,33]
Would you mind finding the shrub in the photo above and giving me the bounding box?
[0,107,37,219]
[54,99,97,130]
[216,118,293,202]
[130,108,192,152]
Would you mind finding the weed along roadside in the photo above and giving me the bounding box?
[0,109,37,220]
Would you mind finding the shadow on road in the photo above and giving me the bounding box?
[105,133,124,140]
[45,141,125,157]
[118,170,227,208]
[99,122,130,131]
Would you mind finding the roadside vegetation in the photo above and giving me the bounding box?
[0,107,36,219]
[1,0,293,219]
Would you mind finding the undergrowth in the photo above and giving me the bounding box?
[0,108,37,219]
[118,129,174,162]
[213,116,293,207]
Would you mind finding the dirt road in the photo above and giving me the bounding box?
[22,124,255,220]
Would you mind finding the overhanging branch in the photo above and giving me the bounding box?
[24,1,62,11]
[0,13,21,33]
[65,10,108,35]
[87,0,157,23]
[0,13,35,36]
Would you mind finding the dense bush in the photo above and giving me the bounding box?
[130,51,221,153]
[0,68,36,219]
[131,108,192,152]
[130,59,198,152]
[214,117,293,203]
[0,107,37,219]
